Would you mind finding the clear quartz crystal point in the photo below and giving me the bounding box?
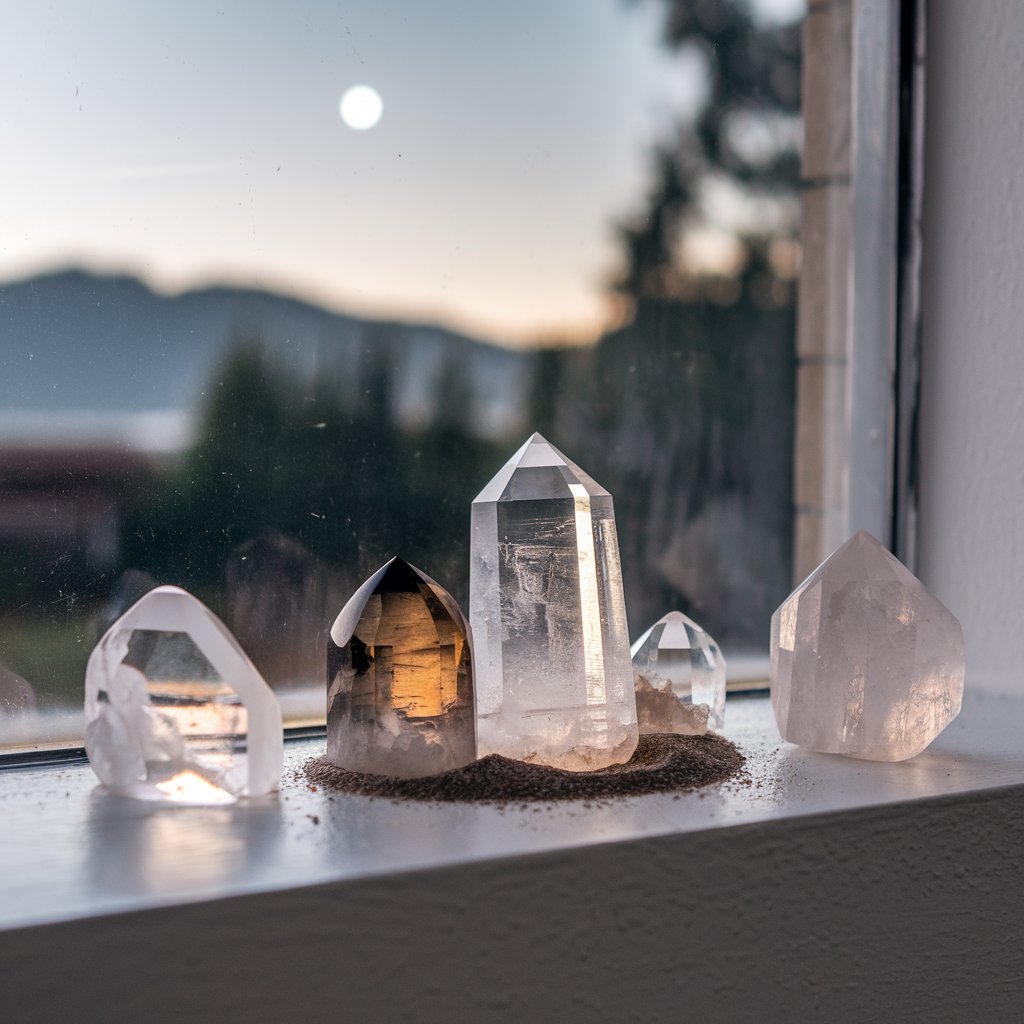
[630,611,726,734]
[770,531,965,762]
[327,557,476,778]
[84,585,283,804]
[470,433,638,771]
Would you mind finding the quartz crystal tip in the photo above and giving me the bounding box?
[770,531,965,761]
[327,557,476,779]
[470,433,638,771]
[631,611,726,733]
[83,585,284,804]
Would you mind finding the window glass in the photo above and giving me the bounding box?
[0,0,803,749]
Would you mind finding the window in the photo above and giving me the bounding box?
[0,0,804,752]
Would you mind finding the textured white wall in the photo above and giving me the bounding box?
[918,1,1024,693]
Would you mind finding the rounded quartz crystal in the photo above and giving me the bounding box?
[84,585,283,803]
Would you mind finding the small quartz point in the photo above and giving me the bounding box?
[84,585,283,803]
[327,557,476,778]
[770,531,965,761]
[470,433,638,771]
[630,611,726,734]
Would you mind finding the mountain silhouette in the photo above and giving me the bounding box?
[0,268,531,441]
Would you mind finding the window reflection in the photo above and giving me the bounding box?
[0,0,802,743]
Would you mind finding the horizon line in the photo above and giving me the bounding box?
[0,257,609,353]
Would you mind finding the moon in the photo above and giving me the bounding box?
[339,85,383,131]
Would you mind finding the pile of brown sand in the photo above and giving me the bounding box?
[303,732,744,803]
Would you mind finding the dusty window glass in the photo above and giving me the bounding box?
[0,0,802,750]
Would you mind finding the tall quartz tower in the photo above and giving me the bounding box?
[470,433,638,770]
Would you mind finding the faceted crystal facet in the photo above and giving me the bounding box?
[470,433,638,771]
[630,611,726,733]
[327,557,476,778]
[84,585,283,803]
[770,531,965,761]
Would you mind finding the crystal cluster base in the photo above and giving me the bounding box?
[770,531,965,762]
[633,676,710,736]
[327,558,476,779]
[84,586,283,804]
[630,611,726,733]
[470,433,638,771]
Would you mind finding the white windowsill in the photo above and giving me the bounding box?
[1,687,1021,934]
[5,687,1023,1020]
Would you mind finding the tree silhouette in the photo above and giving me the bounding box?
[125,324,507,613]
[616,0,801,307]
[185,337,296,552]
[547,0,802,642]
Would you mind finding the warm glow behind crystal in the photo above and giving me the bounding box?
[770,531,965,761]
[362,591,449,718]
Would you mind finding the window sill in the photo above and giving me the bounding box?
[3,689,1023,1020]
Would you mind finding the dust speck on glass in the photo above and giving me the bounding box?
[0,0,803,751]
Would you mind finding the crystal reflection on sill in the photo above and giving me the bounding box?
[0,686,326,762]
[154,769,237,805]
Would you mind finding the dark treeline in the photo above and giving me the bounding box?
[121,336,504,615]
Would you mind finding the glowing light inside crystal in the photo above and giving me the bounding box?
[327,558,476,779]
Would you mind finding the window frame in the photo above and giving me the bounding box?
[794,0,923,578]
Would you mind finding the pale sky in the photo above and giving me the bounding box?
[0,0,800,347]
